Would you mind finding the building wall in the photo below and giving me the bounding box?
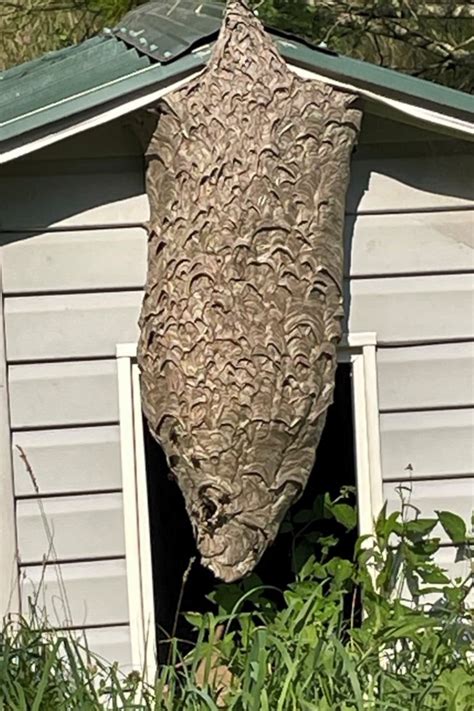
[0,112,473,665]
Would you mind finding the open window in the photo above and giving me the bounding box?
[116,333,382,671]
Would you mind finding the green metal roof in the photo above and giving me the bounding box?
[0,0,473,149]
[0,37,150,125]
[112,0,225,63]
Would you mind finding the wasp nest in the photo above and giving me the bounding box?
[138,1,362,581]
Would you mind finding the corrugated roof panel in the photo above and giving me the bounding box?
[2,50,149,124]
[0,37,151,124]
[112,0,223,61]
[0,51,208,143]
[0,37,106,85]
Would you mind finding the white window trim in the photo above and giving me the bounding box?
[339,332,384,537]
[116,331,382,673]
[116,349,156,680]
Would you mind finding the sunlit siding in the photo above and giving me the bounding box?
[0,113,473,665]
[0,119,144,669]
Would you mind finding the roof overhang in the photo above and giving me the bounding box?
[1,35,473,165]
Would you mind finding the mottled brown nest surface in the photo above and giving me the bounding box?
[138,0,362,581]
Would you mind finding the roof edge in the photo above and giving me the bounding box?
[292,65,473,140]
[1,35,473,163]
[278,39,473,124]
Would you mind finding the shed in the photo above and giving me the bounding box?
[0,0,473,672]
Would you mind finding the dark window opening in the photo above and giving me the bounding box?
[144,363,356,662]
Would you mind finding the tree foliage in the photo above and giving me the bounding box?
[0,1,143,69]
[258,1,474,90]
[1,1,472,90]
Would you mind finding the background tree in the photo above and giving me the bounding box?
[260,1,474,91]
[0,1,472,91]
[0,1,140,68]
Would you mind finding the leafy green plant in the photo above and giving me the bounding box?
[181,486,472,709]
[1,487,472,709]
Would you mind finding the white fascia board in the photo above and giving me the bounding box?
[0,70,204,165]
[292,66,474,139]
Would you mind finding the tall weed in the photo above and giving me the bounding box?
[1,487,472,709]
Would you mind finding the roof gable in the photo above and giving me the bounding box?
[0,0,473,161]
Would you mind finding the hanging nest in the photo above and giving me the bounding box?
[138,0,362,582]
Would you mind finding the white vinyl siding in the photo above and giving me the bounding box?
[77,626,133,669]
[0,112,473,666]
[1,228,147,293]
[1,211,471,296]
[347,274,474,345]
[1,154,472,232]
[8,361,119,429]
[20,559,129,628]
[380,409,473,480]
[3,278,474,361]
[12,426,122,496]
[4,292,142,361]
[346,211,473,277]
[346,153,473,213]
[0,123,146,665]
[0,163,148,230]
[16,493,126,563]
[384,478,474,542]
[377,342,474,411]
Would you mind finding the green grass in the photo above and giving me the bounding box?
[1,488,472,710]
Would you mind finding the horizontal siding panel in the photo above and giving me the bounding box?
[9,360,118,429]
[0,171,149,229]
[5,276,473,362]
[380,409,474,480]
[347,274,474,344]
[377,342,474,411]
[16,493,125,562]
[12,426,122,496]
[5,292,141,361]
[1,156,143,178]
[436,547,473,581]
[347,154,474,213]
[1,211,472,294]
[2,151,472,230]
[384,477,473,543]
[2,211,472,294]
[20,559,129,627]
[1,229,147,293]
[79,626,133,668]
[346,211,474,276]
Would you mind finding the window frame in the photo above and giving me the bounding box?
[116,331,382,672]
[116,345,155,679]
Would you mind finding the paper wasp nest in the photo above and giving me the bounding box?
[138,1,362,581]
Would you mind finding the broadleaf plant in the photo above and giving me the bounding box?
[1,486,472,709]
